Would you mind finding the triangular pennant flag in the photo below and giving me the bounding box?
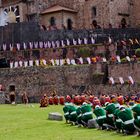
[42,59,47,65]
[84,38,88,45]
[52,41,55,48]
[29,60,33,67]
[128,76,134,85]
[23,43,27,50]
[50,59,55,66]
[87,57,91,64]
[71,59,76,65]
[19,60,23,67]
[66,39,70,46]
[35,60,39,66]
[73,39,77,45]
[10,44,13,51]
[116,56,121,63]
[29,42,33,49]
[135,39,139,44]
[79,57,83,64]
[61,40,65,47]
[3,44,7,51]
[14,61,18,68]
[39,41,44,48]
[78,38,82,45]
[34,42,38,49]
[10,62,13,68]
[129,39,133,45]
[108,37,112,44]
[16,43,20,51]
[48,41,51,48]
[102,58,107,62]
[119,77,124,85]
[60,59,64,66]
[126,56,131,62]
[66,58,71,65]
[56,41,60,48]
[24,61,28,67]
[55,59,60,66]
[91,37,95,44]
[109,77,115,85]
[44,42,48,48]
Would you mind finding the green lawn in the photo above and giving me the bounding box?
[0,104,139,140]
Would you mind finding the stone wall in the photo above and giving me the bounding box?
[1,63,140,103]
[0,64,103,103]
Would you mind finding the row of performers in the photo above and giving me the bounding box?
[40,94,140,107]
[63,102,140,136]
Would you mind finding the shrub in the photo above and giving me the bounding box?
[135,48,140,57]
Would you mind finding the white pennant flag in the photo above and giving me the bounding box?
[19,60,23,67]
[44,42,48,48]
[126,56,131,62]
[103,58,107,62]
[50,59,55,66]
[109,37,112,44]
[56,41,60,48]
[35,60,39,66]
[91,37,95,44]
[14,61,18,68]
[87,57,91,64]
[42,59,47,65]
[39,42,43,48]
[66,58,71,65]
[79,57,83,64]
[71,59,77,65]
[3,44,7,51]
[119,77,124,85]
[128,76,134,85]
[29,60,33,67]
[48,41,51,48]
[84,38,88,45]
[55,59,60,66]
[24,61,28,67]
[52,41,55,48]
[116,56,121,63]
[109,77,115,85]
[61,40,65,47]
[66,39,70,46]
[60,59,64,66]
[34,42,38,49]
[29,42,33,49]
[10,62,14,68]
[10,44,13,51]
[78,38,82,45]
[73,39,77,45]
[23,43,27,50]
[16,43,20,51]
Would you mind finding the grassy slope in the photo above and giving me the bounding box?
[0,104,139,140]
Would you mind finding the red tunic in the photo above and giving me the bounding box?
[53,96,59,105]
[48,96,53,105]
[59,96,65,105]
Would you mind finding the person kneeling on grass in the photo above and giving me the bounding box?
[118,106,135,135]
[63,102,71,123]
[131,104,140,136]
[81,102,93,127]
[93,105,106,130]
[40,94,48,107]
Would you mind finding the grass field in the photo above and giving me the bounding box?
[0,104,139,140]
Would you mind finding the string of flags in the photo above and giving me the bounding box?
[0,37,96,51]
[0,37,140,52]
[109,76,135,85]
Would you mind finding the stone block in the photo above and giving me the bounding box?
[48,112,63,121]
[88,119,99,129]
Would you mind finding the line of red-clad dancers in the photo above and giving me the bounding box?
[40,92,140,107]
